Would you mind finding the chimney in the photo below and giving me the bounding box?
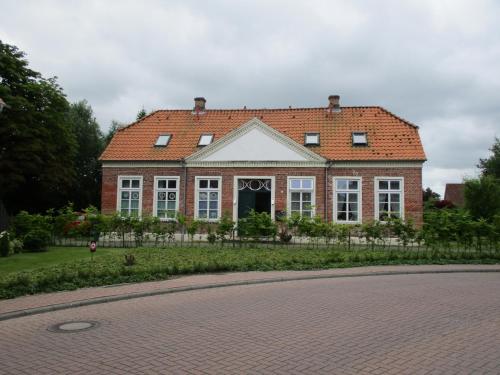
[328,95,341,112]
[193,97,206,113]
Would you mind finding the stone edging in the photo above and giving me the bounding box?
[1,268,499,322]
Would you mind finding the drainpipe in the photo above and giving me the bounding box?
[181,159,188,216]
[324,161,333,222]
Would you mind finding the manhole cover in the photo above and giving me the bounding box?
[48,321,100,333]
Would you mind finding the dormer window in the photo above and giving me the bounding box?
[198,134,214,146]
[352,132,367,146]
[155,134,171,147]
[305,133,320,146]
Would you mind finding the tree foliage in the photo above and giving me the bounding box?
[67,100,104,209]
[0,41,76,213]
[136,107,147,120]
[478,137,500,178]
[464,176,500,221]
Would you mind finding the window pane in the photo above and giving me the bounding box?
[209,201,218,209]
[291,202,300,210]
[157,201,165,210]
[199,201,207,210]
[209,192,218,200]
[390,202,400,212]
[302,192,312,202]
[199,192,208,200]
[390,193,400,203]
[291,192,301,201]
[337,202,347,211]
[131,192,139,200]
[379,202,388,212]
[349,212,358,221]
[348,180,358,190]
[209,180,218,188]
[348,193,357,202]
[392,212,400,218]
[157,211,165,218]
[121,200,129,209]
[158,192,166,200]
[302,211,312,218]
[379,181,389,190]
[198,210,207,218]
[291,179,301,189]
[168,180,177,189]
[336,180,347,190]
[302,179,313,189]
[121,191,129,199]
[121,209,128,215]
[337,193,347,202]
[379,193,388,203]
[390,181,400,190]
[122,180,130,188]
[168,192,176,201]
[167,201,176,210]
[131,200,139,209]
[199,180,208,189]
[348,203,358,212]
[209,210,218,219]
[158,180,166,189]
[302,202,312,210]
[131,180,140,188]
[166,211,176,219]
[337,212,347,221]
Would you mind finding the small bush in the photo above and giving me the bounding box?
[23,229,51,252]
[9,239,23,254]
[0,231,9,257]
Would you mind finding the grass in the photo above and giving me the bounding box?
[0,246,499,299]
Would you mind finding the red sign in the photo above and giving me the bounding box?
[89,241,97,253]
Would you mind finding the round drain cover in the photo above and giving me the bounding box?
[48,321,99,333]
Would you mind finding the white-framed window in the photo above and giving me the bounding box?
[375,177,404,221]
[333,177,362,223]
[155,134,171,147]
[198,134,214,146]
[288,177,315,218]
[117,176,143,216]
[352,132,367,146]
[153,176,180,220]
[195,176,222,220]
[304,133,320,145]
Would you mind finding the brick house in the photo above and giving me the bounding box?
[100,96,426,225]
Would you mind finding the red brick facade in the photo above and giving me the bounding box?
[102,165,423,225]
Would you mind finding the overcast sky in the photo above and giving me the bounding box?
[1,0,499,195]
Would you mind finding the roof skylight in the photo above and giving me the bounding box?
[155,134,171,147]
[198,134,214,146]
[305,133,320,145]
[352,132,367,146]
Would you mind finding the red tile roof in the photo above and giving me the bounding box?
[444,183,465,207]
[100,106,426,161]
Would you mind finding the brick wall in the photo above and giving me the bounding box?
[102,165,422,225]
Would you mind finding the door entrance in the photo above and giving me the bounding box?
[237,179,272,219]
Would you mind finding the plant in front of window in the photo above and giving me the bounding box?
[276,215,293,244]
[216,212,235,246]
[186,218,201,246]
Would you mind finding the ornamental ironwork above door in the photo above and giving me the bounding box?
[238,179,272,192]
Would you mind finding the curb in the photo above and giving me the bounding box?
[1,268,499,322]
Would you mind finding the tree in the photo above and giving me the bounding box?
[478,137,500,178]
[0,41,76,213]
[103,120,123,146]
[423,187,440,202]
[464,176,500,220]
[136,107,147,120]
[67,100,104,209]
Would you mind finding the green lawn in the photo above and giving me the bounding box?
[0,246,499,299]
[0,247,122,274]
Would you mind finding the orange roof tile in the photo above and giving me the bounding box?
[100,107,426,161]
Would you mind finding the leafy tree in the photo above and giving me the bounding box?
[136,107,147,120]
[67,100,104,209]
[0,41,76,213]
[423,187,440,202]
[478,137,500,178]
[464,175,500,221]
[103,120,123,146]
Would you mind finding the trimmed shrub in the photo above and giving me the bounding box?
[0,231,9,257]
[23,229,51,252]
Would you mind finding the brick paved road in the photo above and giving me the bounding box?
[1,272,499,374]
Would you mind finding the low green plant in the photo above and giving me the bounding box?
[0,231,9,257]
[23,229,51,252]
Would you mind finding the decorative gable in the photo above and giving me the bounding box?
[186,117,326,163]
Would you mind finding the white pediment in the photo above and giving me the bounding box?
[187,118,325,162]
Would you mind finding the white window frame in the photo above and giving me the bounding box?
[155,134,171,147]
[198,134,214,146]
[333,177,362,224]
[304,133,320,145]
[374,177,405,221]
[117,176,143,217]
[153,176,180,221]
[194,176,222,221]
[287,176,316,218]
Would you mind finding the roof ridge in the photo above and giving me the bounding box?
[378,107,419,129]
[153,106,382,112]
[118,110,162,132]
